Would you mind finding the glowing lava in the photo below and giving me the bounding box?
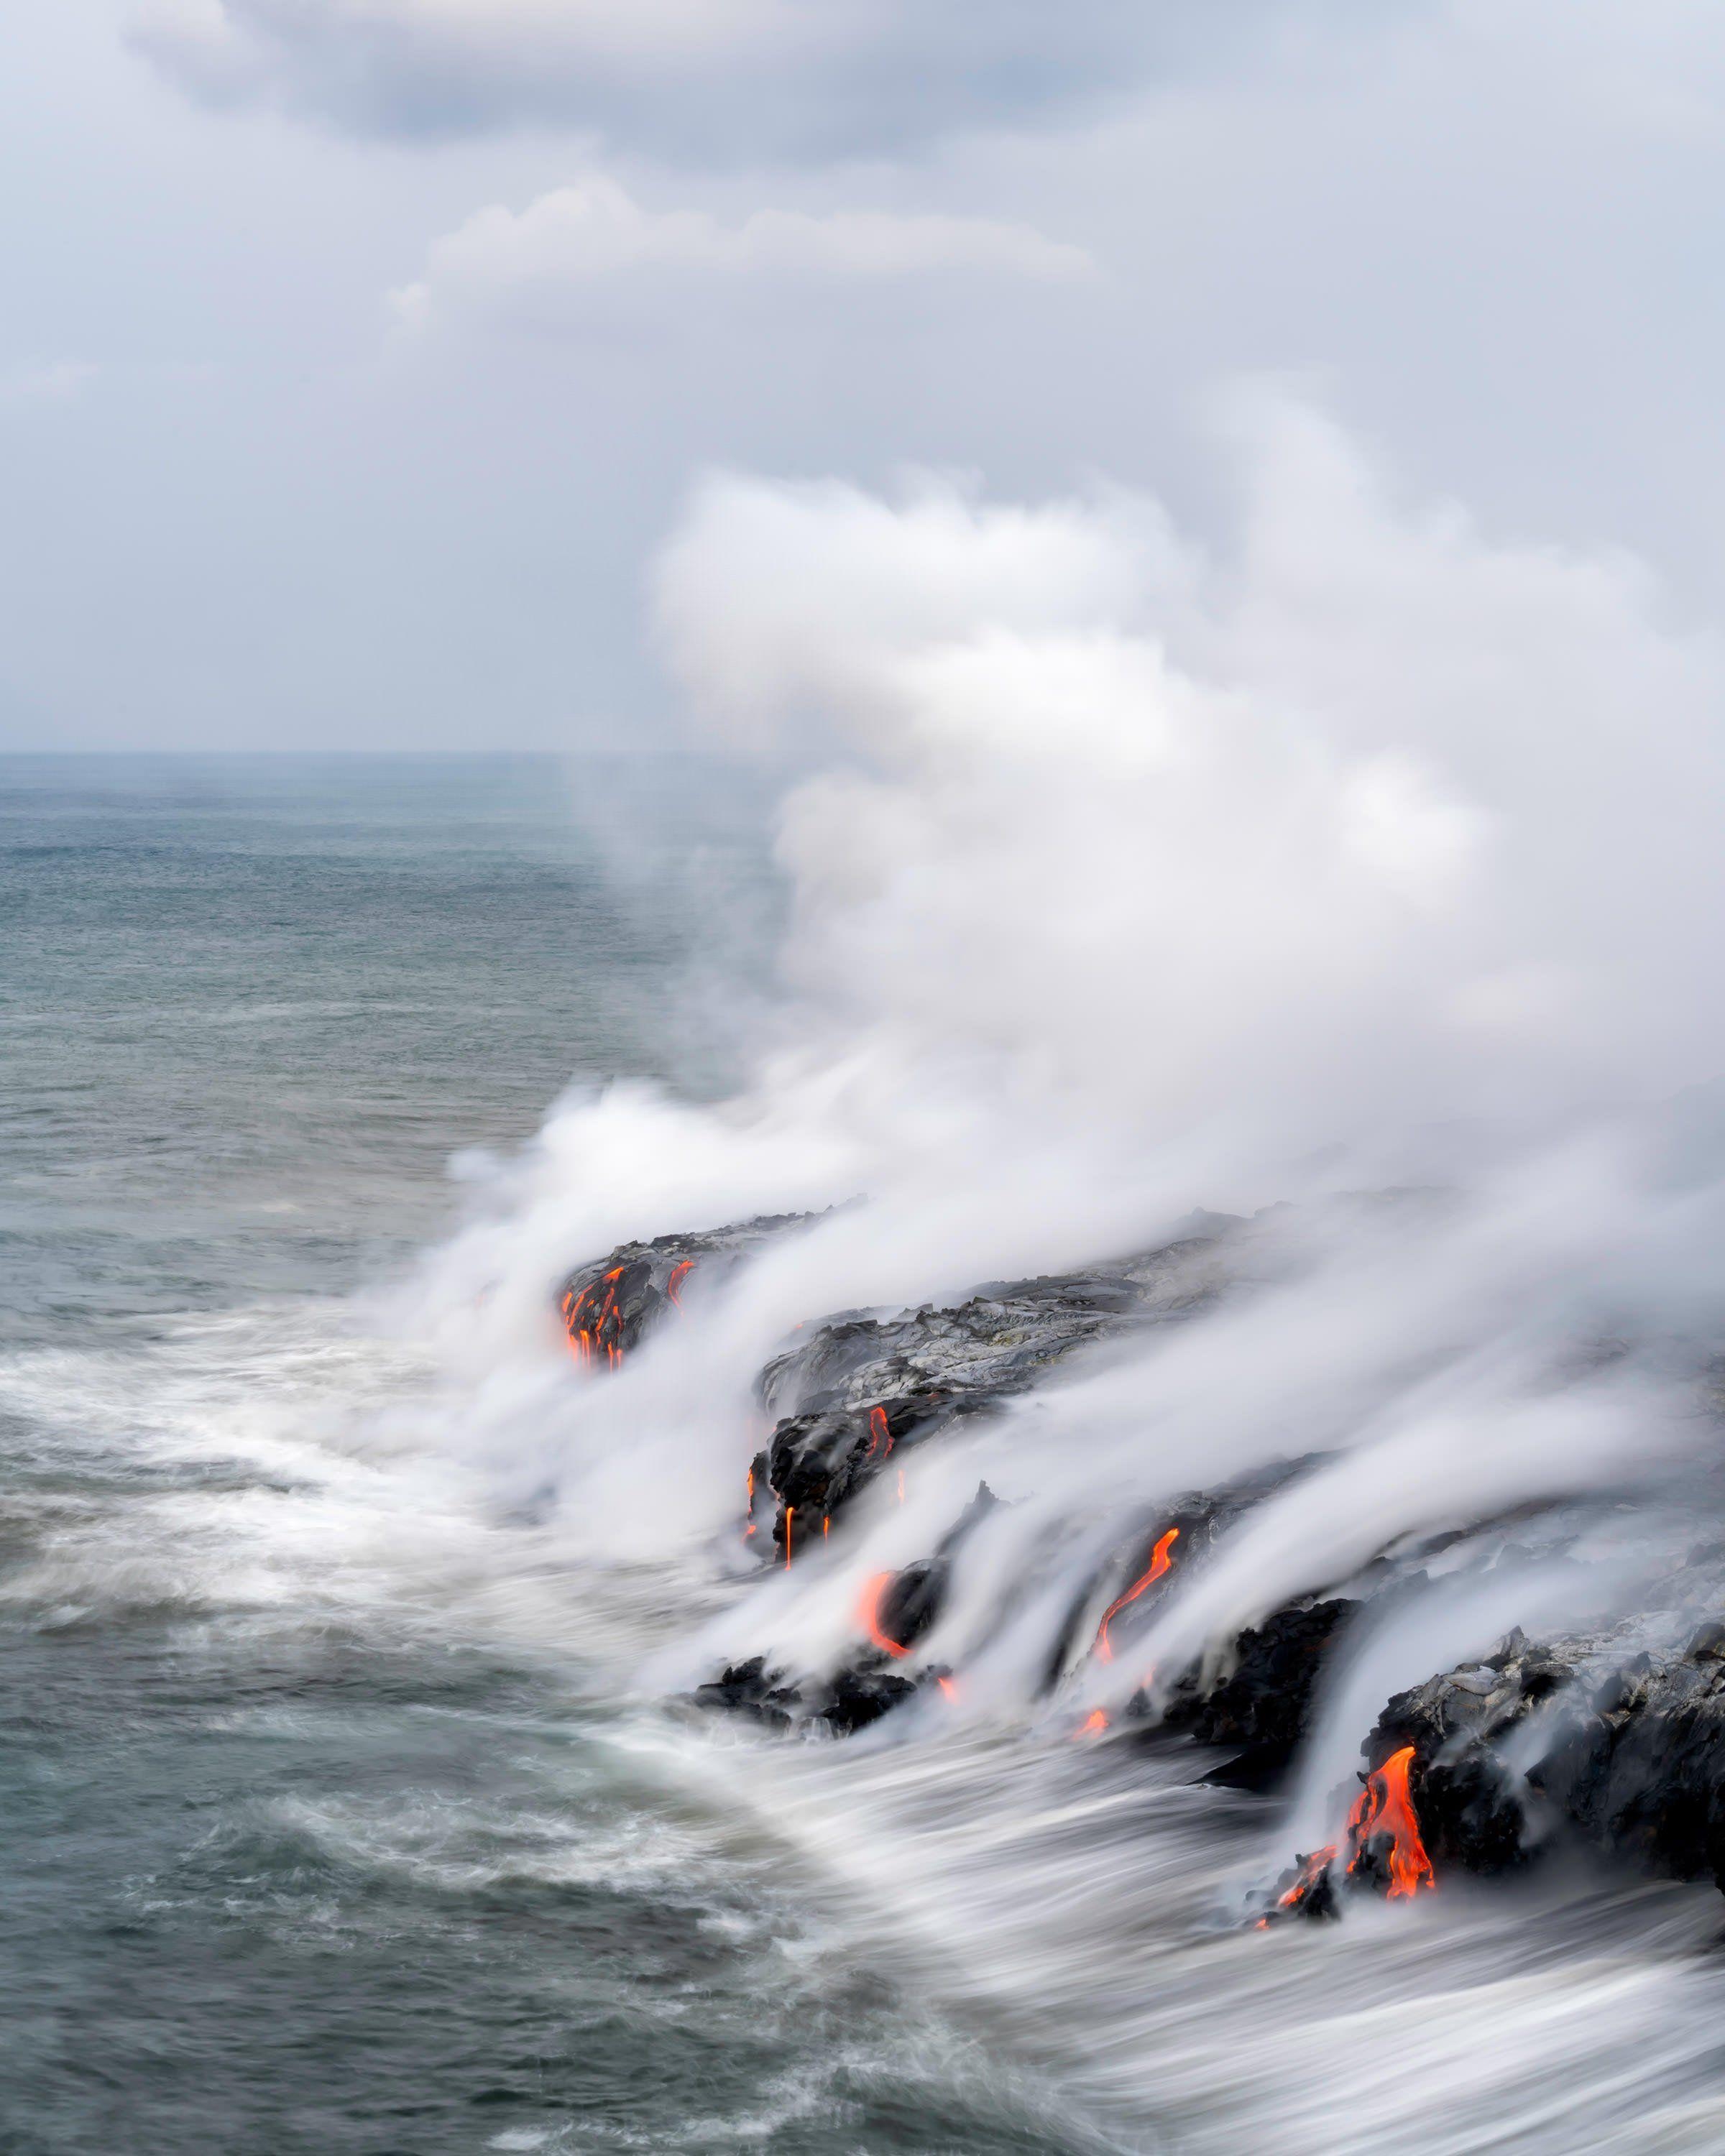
[1264,1746,1433,1923]
[858,1571,911,1658]
[561,1266,627,1369]
[1346,1745,1435,1900]
[1092,1527,1179,1662]
[864,1406,893,1463]
[563,1256,696,1368]
[1074,1709,1110,1740]
[783,1507,795,1568]
[1276,1843,1338,1912]
[744,1465,756,1539]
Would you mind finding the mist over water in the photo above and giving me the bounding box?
[14,407,1725,2154]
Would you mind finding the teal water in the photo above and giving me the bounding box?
[1,752,763,1342]
[0,755,1081,2156]
[12,755,1725,2156]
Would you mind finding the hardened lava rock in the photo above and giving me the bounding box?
[1363,1628,1573,1876]
[1533,1623,1725,1883]
[758,1227,1236,1553]
[1266,1538,1725,1911]
[1042,1455,1320,1698]
[695,1485,999,1738]
[689,1652,920,1739]
[555,1212,819,1367]
[1162,1595,1358,1782]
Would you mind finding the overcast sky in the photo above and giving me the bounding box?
[5,0,1724,752]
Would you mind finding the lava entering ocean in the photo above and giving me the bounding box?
[1270,1746,1435,1919]
[1347,1746,1436,1901]
[1093,1528,1179,1662]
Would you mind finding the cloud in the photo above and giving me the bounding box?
[390,175,1093,333]
[0,360,98,405]
[126,0,1396,160]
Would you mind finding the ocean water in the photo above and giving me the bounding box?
[11,752,1725,2156]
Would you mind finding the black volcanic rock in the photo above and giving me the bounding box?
[1164,1596,1357,1773]
[1534,1628,1725,1883]
[1267,1544,1725,1912]
[695,1483,1000,1739]
[691,1655,805,1733]
[1364,1629,1568,1876]
[812,1663,921,1736]
[757,1233,1233,1552]
[1385,1617,1725,1889]
[1044,1457,1319,1694]
[556,1212,819,1366]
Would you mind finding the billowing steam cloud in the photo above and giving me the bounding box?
[408,395,1725,1771]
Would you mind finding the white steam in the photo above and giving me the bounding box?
[409,394,1725,1756]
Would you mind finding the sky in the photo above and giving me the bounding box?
[4,0,1725,752]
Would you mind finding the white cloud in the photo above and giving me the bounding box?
[126,0,1382,157]
[390,176,1093,333]
[0,360,98,405]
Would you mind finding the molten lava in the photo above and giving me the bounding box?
[1074,1709,1110,1740]
[937,1675,959,1702]
[865,1405,893,1463]
[783,1507,795,1569]
[858,1572,911,1659]
[562,1266,628,1369]
[744,1465,755,1539]
[563,1256,698,1368]
[1263,1746,1433,1925]
[1276,1843,1338,1912]
[1092,1527,1179,1662]
[1345,1745,1435,1901]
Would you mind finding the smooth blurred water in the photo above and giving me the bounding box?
[0,755,885,2155]
[10,755,1725,2156]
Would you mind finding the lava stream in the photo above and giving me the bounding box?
[858,1572,911,1659]
[1346,1745,1435,1901]
[1092,1527,1179,1662]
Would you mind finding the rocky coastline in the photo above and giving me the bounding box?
[558,1209,1725,1926]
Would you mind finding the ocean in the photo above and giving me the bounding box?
[9,752,1725,2156]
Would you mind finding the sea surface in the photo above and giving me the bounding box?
[9,754,1725,2156]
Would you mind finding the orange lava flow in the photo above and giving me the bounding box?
[562,1266,627,1370]
[744,1466,755,1539]
[1092,1527,1179,1662]
[937,1676,959,1702]
[560,1286,591,1365]
[1276,1843,1338,1910]
[1346,1746,1435,1901]
[865,1405,893,1463]
[857,1572,911,1658]
[666,1258,695,1307]
[783,1507,794,1569]
[1073,1709,1110,1740]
